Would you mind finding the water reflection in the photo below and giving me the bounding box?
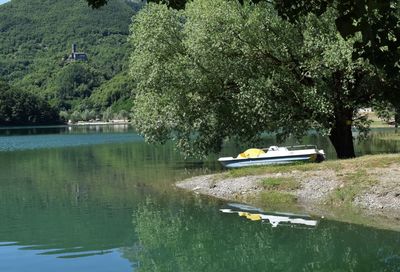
[0,127,400,271]
[0,130,142,152]
[219,203,318,228]
[0,124,130,136]
[126,199,400,272]
[1,126,400,159]
[357,131,400,156]
[0,141,206,270]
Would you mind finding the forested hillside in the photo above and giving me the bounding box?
[0,80,61,125]
[0,0,142,122]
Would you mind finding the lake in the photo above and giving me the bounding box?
[0,125,399,271]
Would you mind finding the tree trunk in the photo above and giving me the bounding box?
[329,112,355,159]
[394,108,400,129]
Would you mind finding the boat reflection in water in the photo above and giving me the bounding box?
[220,203,318,228]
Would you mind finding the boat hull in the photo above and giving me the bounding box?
[219,153,323,168]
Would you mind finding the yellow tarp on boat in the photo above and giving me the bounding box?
[237,148,265,159]
[238,212,262,221]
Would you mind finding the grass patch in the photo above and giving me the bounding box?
[256,177,300,209]
[222,154,400,179]
[223,162,323,178]
[329,169,376,206]
[258,191,297,207]
[260,177,301,191]
[217,153,400,214]
[343,154,400,169]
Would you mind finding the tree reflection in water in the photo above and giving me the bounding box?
[123,199,400,272]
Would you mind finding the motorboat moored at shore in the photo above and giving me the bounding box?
[218,145,325,168]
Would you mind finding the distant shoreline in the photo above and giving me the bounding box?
[0,121,131,129]
[68,120,130,126]
[177,154,400,231]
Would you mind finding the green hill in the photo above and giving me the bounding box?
[0,0,142,121]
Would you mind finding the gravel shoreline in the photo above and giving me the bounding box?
[176,159,400,230]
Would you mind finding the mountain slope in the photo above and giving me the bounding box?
[0,0,142,117]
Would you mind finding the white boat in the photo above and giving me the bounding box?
[218,145,325,168]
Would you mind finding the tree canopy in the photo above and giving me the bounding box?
[0,81,60,125]
[129,0,399,158]
[82,0,400,158]
[87,0,400,75]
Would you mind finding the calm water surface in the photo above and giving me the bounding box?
[0,126,399,272]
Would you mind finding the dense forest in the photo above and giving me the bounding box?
[0,0,142,124]
[0,80,60,125]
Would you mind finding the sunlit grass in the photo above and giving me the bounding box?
[223,162,324,178]
[260,177,300,191]
[258,191,297,207]
[222,154,400,179]
[328,168,377,206]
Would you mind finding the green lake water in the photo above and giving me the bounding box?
[0,125,399,272]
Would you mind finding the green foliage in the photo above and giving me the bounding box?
[51,63,102,106]
[88,0,400,77]
[373,101,400,128]
[88,72,134,111]
[0,81,60,125]
[102,107,113,121]
[0,0,141,120]
[87,0,186,10]
[69,111,82,123]
[111,99,134,114]
[129,1,382,158]
[0,0,137,81]
[116,109,129,120]
[59,110,69,122]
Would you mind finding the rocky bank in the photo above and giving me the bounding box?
[176,155,400,230]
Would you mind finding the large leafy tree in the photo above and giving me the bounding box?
[87,0,400,76]
[129,0,390,158]
[86,0,400,158]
